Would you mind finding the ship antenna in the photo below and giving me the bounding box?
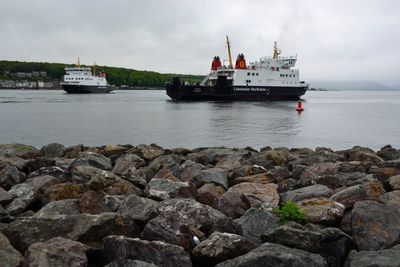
[77,57,80,67]
[93,61,96,76]
[226,36,233,68]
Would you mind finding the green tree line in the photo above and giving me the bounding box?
[0,60,204,87]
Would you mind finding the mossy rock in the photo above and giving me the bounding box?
[0,143,40,159]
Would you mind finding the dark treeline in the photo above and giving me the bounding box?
[0,60,204,87]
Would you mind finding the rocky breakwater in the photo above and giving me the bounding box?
[0,143,400,266]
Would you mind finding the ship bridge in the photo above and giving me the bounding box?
[253,55,297,70]
[252,42,298,71]
[64,67,92,76]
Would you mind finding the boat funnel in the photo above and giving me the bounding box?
[211,56,222,71]
[235,53,247,69]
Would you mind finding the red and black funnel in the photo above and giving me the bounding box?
[235,53,246,69]
[211,56,222,71]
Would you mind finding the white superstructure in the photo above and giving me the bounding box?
[61,66,108,87]
[201,42,306,88]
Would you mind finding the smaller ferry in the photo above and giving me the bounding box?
[166,37,308,101]
[61,60,113,94]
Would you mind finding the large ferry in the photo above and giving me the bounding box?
[166,37,308,101]
[61,61,113,94]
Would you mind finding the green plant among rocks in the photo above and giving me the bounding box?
[274,201,306,224]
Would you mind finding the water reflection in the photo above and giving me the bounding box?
[0,90,399,149]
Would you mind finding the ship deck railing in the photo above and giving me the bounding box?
[64,67,92,71]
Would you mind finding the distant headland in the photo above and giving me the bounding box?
[310,80,398,91]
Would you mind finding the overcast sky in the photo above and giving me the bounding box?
[1,0,399,86]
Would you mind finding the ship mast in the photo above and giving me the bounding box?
[77,57,80,67]
[273,42,281,59]
[226,36,233,68]
[93,61,96,76]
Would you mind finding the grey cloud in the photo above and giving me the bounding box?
[0,0,399,85]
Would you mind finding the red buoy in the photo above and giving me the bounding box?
[296,100,304,112]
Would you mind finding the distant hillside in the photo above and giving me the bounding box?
[0,60,204,87]
[309,81,397,91]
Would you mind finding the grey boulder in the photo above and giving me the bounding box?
[330,181,385,209]
[262,222,355,267]
[40,143,66,158]
[117,194,159,225]
[102,235,191,267]
[234,208,280,245]
[6,175,60,216]
[215,191,251,219]
[0,164,26,190]
[192,231,256,266]
[23,237,88,267]
[281,184,334,203]
[0,143,40,159]
[105,260,157,267]
[144,178,197,201]
[194,168,229,189]
[216,242,327,267]
[141,198,226,250]
[69,151,112,171]
[4,212,140,253]
[33,199,80,218]
[0,233,24,267]
[351,200,400,250]
[112,153,146,175]
[345,245,400,267]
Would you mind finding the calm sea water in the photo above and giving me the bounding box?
[0,89,399,150]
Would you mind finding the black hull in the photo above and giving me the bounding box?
[62,84,113,94]
[166,82,308,101]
